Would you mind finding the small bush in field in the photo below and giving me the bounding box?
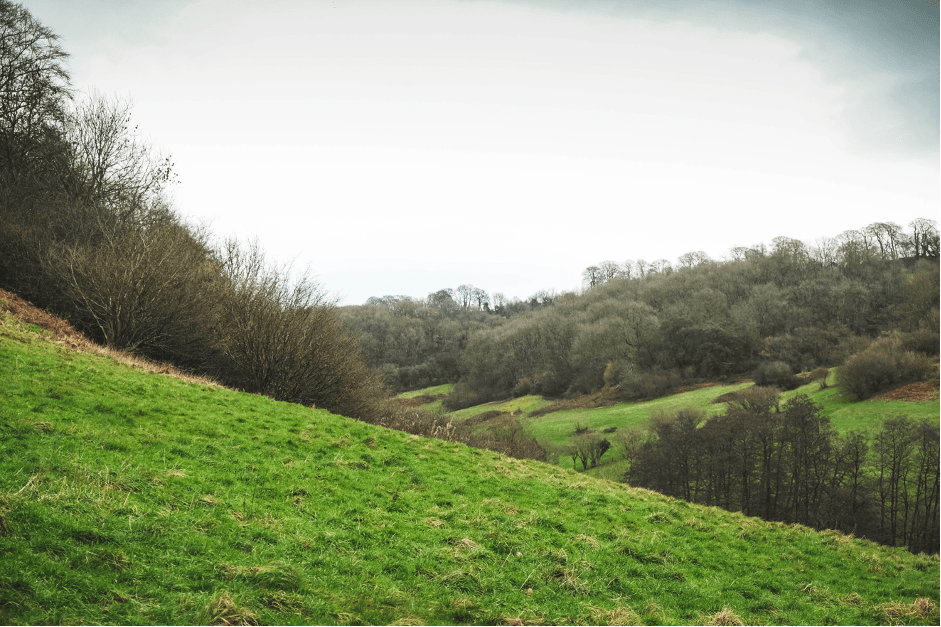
[809,366,831,389]
[837,336,936,400]
[752,361,801,390]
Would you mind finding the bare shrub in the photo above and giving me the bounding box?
[730,385,781,414]
[837,335,936,400]
[569,434,611,470]
[752,360,801,390]
[211,239,386,420]
[43,209,214,355]
[899,327,940,357]
[809,366,831,389]
[367,402,545,462]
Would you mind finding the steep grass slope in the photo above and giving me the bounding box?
[0,311,938,625]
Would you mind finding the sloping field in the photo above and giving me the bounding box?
[1,309,938,625]
[403,368,940,473]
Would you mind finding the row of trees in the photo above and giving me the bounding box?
[0,1,386,419]
[625,391,939,555]
[582,223,939,290]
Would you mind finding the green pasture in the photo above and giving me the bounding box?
[2,312,938,625]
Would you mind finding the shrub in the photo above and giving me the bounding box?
[837,336,936,400]
[752,361,801,390]
[442,381,484,412]
[512,377,533,397]
[729,385,781,413]
[809,366,831,389]
[619,366,680,400]
[899,328,940,357]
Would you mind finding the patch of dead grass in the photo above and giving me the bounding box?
[589,604,642,626]
[876,598,939,625]
[702,606,745,626]
[197,591,257,626]
[574,534,600,550]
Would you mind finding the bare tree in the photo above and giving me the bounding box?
[634,259,649,279]
[909,218,939,260]
[61,90,176,215]
[570,434,611,470]
[471,286,489,310]
[619,259,635,280]
[865,222,905,260]
[456,284,476,310]
[582,265,601,290]
[43,205,214,352]
[650,259,672,274]
[0,0,72,201]
[677,250,711,269]
[598,260,621,283]
[808,236,839,267]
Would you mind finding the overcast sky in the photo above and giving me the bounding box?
[21,0,940,304]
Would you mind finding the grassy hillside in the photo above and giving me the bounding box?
[1,311,939,625]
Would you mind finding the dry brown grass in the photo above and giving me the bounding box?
[911,597,939,618]
[197,590,258,626]
[876,597,940,624]
[589,604,642,626]
[703,606,745,625]
[574,533,601,550]
[842,592,865,606]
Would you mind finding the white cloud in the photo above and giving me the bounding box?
[38,0,939,303]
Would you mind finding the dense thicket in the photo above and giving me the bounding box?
[0,1,385,420]
[445,228,938,408]
[339,291,496,393]
[339,287,564,393]
[626,392,940,555]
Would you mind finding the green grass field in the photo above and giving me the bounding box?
[2,314,939,625]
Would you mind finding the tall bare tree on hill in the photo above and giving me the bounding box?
[0,0,72,205]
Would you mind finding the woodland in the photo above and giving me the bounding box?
[342,224,938,406]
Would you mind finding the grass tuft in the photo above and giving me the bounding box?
[197,590,258,626]
[876,598,940,625]
[703,607,745,626]
[589,604,642,626]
